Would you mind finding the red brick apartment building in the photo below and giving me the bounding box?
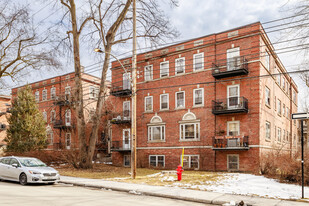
[12,72,107,153]
[109,22,299,172]
[0,95,11,153]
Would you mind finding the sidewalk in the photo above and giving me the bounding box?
[59,176,309,206]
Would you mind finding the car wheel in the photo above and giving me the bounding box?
[19,173,27,185]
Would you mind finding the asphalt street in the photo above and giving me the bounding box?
[0,181,210,206]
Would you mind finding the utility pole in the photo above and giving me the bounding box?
[131,0,137,179]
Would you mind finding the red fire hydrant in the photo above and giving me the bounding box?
[176,165,184,181]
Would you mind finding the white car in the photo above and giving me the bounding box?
[0,156,60,185]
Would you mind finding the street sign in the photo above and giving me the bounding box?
[291,113,309,120]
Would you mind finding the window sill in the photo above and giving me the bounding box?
[148,140,166,143]
[144,111,154,113]
[179,139,200,142]
[175,107,186,110]
[159,109,169,112]
[265,104,271,109]
[192,105,204,108]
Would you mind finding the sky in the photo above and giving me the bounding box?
[3,0,308,111]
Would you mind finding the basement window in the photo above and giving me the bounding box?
[149,155,165,168]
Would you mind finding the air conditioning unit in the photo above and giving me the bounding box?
[123,117,128,120]
[116,116,122,120]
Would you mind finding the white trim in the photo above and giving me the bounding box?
[182,155,199,170]
[65,109,71,126]
[144,65,153,81]
[227,154,239,171]
[160,61,169,78]
[35,91,40,102]
[145,96,153,112]
[149,155,165,168]
[65,133,71,150]
[42,89,47,101]
[266,121,271,141]
[123,72,131,90]
[227,84,240,109]
[179,122,200,141]
[227,121,240,136]
[50,87,56,100]
[175,57,185,75]
[160,93,169,110]
[175,91,185,109]
[65,86,71,100]
[193,88,204,106]
[193,52,204,71]
[148,125,165,141]
[122,129,131,149]
[123,101,130,119]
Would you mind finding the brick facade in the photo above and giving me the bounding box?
[110,22,298,172]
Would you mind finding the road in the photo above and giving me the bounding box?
[0,181,210,206]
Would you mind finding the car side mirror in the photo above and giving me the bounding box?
[12,163,19,168]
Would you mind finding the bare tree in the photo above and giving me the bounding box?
[0,1,60,85]
[58,0,178,168]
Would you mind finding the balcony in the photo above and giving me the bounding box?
[53,95,73,106]
[212,136,249,150]
[110,86,132,97]
[53,120,74,130]
[212,56,248,79]
[110,113,131,124]
[212,97,248,115]
[111,141,131,152]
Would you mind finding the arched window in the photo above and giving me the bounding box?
[65,109,71,126]
[179,111,200,141]
[43,111,47,122]
[46,126,53,145]
[147,114,165,141]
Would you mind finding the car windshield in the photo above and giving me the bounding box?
[19,158,47,167]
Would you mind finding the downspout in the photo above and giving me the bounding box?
[214,34,217,172]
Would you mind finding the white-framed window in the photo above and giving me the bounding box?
[66,133,71,149]
[277,70,281,86]
[274,126,277,140]
[227,154,239,171]
[227,47,240,71]
[227,121,240,136]
[149,155,165,168]
[175,57,185,75]
[278,127,281,142]
[193,53,204,71]
[35,91,39,102]
[144,65,153,81]
[50,87,56,100]
[265,51,270,71]
[283,104,285,117]
[265,86,270,107]
[123,101,130,120]
[160,94,169,110]
[282,77,286,91]
[293,90,297,103]
[193,88,204,106]
[227,85,240,109]
[148,125,165,141]
[124,155,131,167]
[145,96,153,112]
[283,129,286,141]
[123,72,131,90]
[160,61,169,78]
[65,109,71,126]
[42,89,47,101]
[65,86,71,101]
[266,121,271,140]
[182,155,199,169]
[50,110,56,123]
[180,123,200,140]
[175,91,185,109]
[43,111,47,122]
[278,99,281,115]
[47,129,53,145]
[89,86,99,99]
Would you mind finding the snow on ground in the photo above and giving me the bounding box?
[171,173,309,200]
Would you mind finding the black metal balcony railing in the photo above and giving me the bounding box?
[213,136,249,150]
[111,141,131,152]
[110,86,132,97]
[53,120,74,129]
[212,56,248,79]
[53,95,73,106]
[110,112,131,124]
[212,97,248,115]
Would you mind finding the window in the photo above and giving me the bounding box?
[283,104,285,117]
[35,91,39,102]
[65,109,71,126]
[193,88,204,106]
[47,130,53,145]
[282,77,285,91]
[274,97,276,111]
[183,155,199,169]
[149,155,165,168]
[160,61,169,78]
[144,65,153,81]
[278,127,281,142]
[227,155,239,170]
[175,57,185,75]
[65,86,71,101]
[124,155,130,167]
[227,85,239,108]
[265,51,270,71]
[287,107,289,119]
[283,129,286,141]
[148,126,165,141]
[227,47,240,71]
[66,133,71,149]
[51,87,56,100]
[175,91,185,109]
[123,72,131,90]
[42,89,47,101]
[227,121,240,136]
[277,70,281,86]
[50,110,56,123]
[274,126,277,140]
[160,94,169,110]
[287,131,289,142]
[293,90,296,103]
[123,101,130,120]
[180,123,200,140]
[43,111,47,122]
[145,96,153,112]
[89,86,99,99]
[193,53,204,71]
[278,99,281,115]
[266,121,271,140]
[265,87,270,107]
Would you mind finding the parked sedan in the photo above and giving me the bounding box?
[0,156,60,185]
